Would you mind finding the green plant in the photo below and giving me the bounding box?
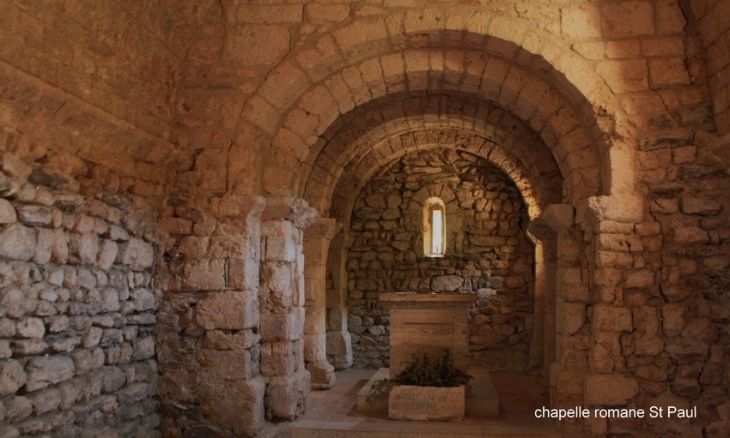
[367,350,472,404]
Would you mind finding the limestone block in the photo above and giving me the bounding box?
[430,275,463,292]
[592,305,632,332]
[266,369,309,421]
[182,259,226,291]
[16,318,45,338]
[209,235,248,258]
[15,205,51,227]
[326,331,353,369]
[0,224,36,261]
[116,382,149,404]
[673,226,709,244]
[261,341,297,377]
[199,376,265,437]
[51,229,68,264]
[661,285,691,303]
[82,327,103,348]
[117,238,154,271]
[624,269,655,288]
[100,367,126,393]
[203,329,260,350]
[585,374,638,406]
[33,228,53,264]
[0,199,16,223]
[261,308,304,342]
[5,396,32,423]
[389,385,465,422]
[561,5,601,39]
[30,387,62,415]
[96,240,118,270]
[198,349,252,381]
[263,221,297,262]
[226,256,260,291]
[131,288,155,312]
[557,299,585,335]
[577,195,643,226]
[71,349,93,376]
[0,360,27,397]
[601,1,655,38]
[69,233,99,266]
[680,318,718,344]
[261,262,293,312]
[25,356,75,392]
[132,336,155,361]
[195,291,258,330]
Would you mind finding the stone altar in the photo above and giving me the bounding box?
[356,292,500,417]
[379,292,477,376]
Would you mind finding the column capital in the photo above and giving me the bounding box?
[305,218,341,241]
[263,197,319,229]
[528,203,573,241]
[576,195,643,229]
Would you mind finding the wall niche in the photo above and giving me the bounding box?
[343,148,535,371]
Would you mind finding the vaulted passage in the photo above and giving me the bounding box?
[1,1,730,438]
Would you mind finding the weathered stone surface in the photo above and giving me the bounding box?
[0,360,27,397]
[15,318,45,338]
[198,376,266,437]
[0,199,17,224]
[430,275,464,292]
[100,367,127,393]
[31,387,62,415]
[25,356,75,392]
[5,396,32,423]
[182,259,226,290]
[585,375,639,406]
[592,305,632,332]
[0,224,36,261]
[195,291,258,330]
[117,238,154,271]
[389,385,465,421]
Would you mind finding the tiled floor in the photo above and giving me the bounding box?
[282,368,562,437]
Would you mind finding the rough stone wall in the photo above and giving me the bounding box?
[0,152,159,437]
[344,148,534,371]
[155,196,316,437]
[690,0,730,134]
[629,137,730,436]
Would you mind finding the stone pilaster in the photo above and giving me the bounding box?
[325,231,353,370]
[158,194,267,438]
[576,195,646,433]
[260,197,318,420]
[303,218,340,389]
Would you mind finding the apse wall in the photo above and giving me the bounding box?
[343,148,535,371]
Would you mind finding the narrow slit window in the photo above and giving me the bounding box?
[424,198,446,257]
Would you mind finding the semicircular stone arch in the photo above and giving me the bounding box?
[242,17,630,202]
[261,46,609,202]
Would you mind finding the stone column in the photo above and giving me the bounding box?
[302,218,340,389]
[259,198,318,421]
[325,231,353,370]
